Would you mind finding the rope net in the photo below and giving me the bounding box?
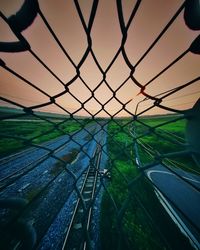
[0,0,200,249]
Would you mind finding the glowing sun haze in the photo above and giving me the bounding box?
[0,0,199,117]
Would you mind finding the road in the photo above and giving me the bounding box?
[146,164,200,249]
[0,122,108,249]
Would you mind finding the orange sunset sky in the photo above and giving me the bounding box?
[0,0,199,117]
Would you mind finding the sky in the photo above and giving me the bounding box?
[0,0,199,117]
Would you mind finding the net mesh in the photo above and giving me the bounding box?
[0,0,200,249]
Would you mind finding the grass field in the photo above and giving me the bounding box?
[100,116,194,250]
[135,116,199,174]
[0,112,197,249]
[0,118,88,157]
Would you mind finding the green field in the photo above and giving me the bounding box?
[0,119,88,157]
[135,116,199,174]
[100,116,195,250]
[0,112,197,249]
